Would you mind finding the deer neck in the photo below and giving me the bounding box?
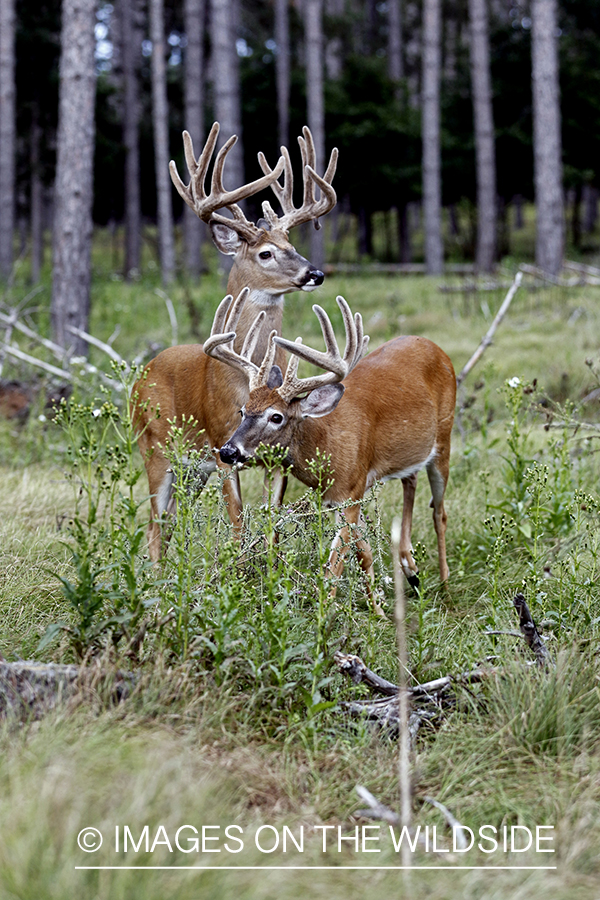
[287,417,334,490]
[226,279,285,365]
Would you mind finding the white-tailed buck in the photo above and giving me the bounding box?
[133,123,338,561]
[205,291,456,610]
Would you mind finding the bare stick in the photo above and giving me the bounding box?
[513,593,553,667]
[333,651,398,695]
[66,325,126,367]
[355,785,400,825]
[155,288,178,346]
[424,796,468,850]
[392,516,411,868]
[456,271,522,386]
[0,344,75,381]
[0,310,67,362]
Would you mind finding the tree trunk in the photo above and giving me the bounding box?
[149,0,176,284]
[583,184,598,234]
[210,0,244,193]
[304,0,325,270]
[51,0,97,357]
[387,0,403,83]
[422,0,443,274]
[184,0,205,277]
[121,0,142,279]
[531,0,563,275]
[0,0,16,278]
[275,0,290,148]
[30,104,43,283]
[397,202,411,263]
[325,0,343,82]
[571,183,581,250]
[469,0,496,272]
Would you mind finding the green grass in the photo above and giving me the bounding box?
[2,232,600,897]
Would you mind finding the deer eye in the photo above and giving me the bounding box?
[259,250,272,260]
[270,413,283,424]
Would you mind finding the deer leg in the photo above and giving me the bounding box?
[327,506,384,616]
[218,460,244,541]
[398,473,420,588]
[262,469,288,549]
[354,510,385,617]
[142,441,176,563]
[427,461,450,584]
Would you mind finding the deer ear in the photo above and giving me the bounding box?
[267,365,283,389]
[210,221,243,255]
[299,383,344,418]
[256,218,272,232]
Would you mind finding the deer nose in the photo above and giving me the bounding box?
[308,269,325,286]
[219,443,240,465]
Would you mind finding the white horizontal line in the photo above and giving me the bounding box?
[75,865,558,871]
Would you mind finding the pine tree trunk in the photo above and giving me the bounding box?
[149,0,176,284]
[324,0,343,82]
[30,104,43,283]
[51,0,97,356]
[121,0,142,279]
[0,0,16,278]
[531,0,563,275]
[469,0,496,272]
[583,184,598,234]
[387,0,403,83]
[210,0,244,193]
[275,0,290,149]
[422,0,443,274]
[304,0,325,270]
[184,0,205,276]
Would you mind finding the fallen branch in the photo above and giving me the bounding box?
[512,593,553,667]
[424,796,468,850]
[67,325,127,367]
[333,651,398,695]
[355,785,400,825]
[456,272,522,386]
[0,343,75,381]
[519,263,579,287]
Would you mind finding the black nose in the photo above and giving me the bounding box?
[219,444,239,465]
[310,269,325,286]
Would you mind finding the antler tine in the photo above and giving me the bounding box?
[203,289,262,385]
[169,124,285,238]
[256,127,337,232]
[253,330,279,391]
[272,296,366,402]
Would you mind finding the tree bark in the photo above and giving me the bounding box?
[275,0,290,149]
[531,0,563,275]
[421,0,443,274]
[149,0,176,284]
[469,0,496,272]
[30,104,43,283]
[387,0,403,83]
[325,0,343,82]
[51,0,97,356]
[183,0,205,276]
[0,0,16,278]
[304,0,325,270]
[210,0,244,194]
[120,0,142,279]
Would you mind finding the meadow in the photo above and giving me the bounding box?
[1,228,600,898]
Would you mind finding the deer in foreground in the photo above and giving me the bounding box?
[133,123,338,562]
[204,291,456,612]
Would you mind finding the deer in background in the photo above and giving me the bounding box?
[204,291,456,613]
[133,123,338,561]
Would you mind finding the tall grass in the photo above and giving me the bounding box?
[2,249,600,895]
